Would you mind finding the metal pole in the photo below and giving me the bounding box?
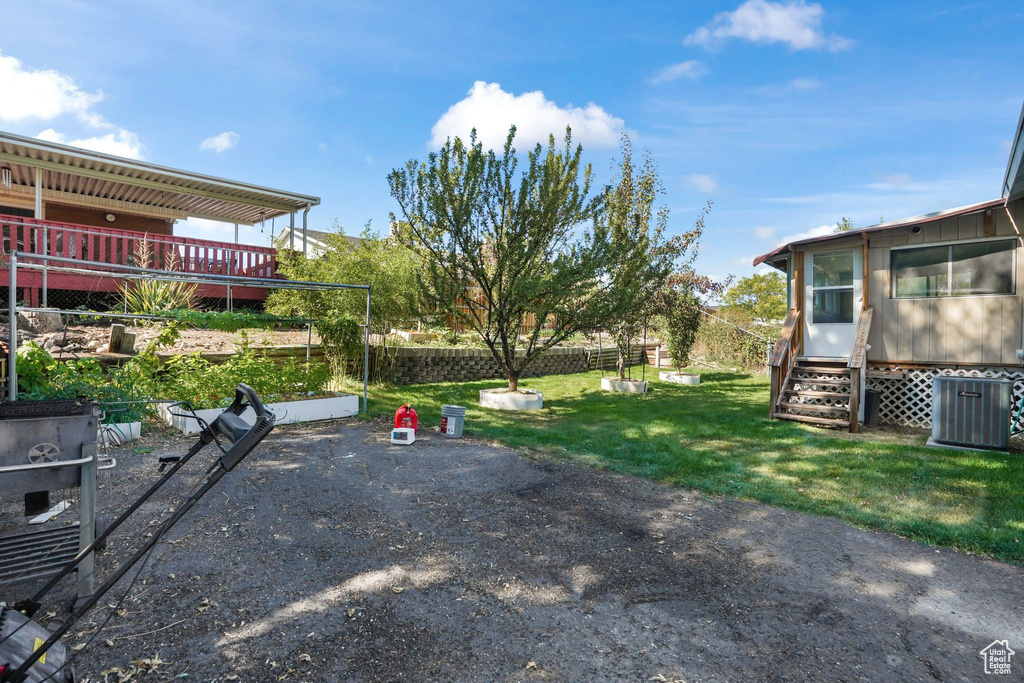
[226,249,233,314]
[8,251,17,401]
[76,441,97,604]
[642,323,647,382]
[302,204,310,257]
[289,212,295,250]
[597,329,604,379]
[35,168,47,308]
[363,287,371,413]
[306,322,312,363]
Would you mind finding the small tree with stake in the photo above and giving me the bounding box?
[605,137,703,381]
[388,126,624,393]
[656,268,726,374]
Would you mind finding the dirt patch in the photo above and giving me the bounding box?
[2,420,1022,681]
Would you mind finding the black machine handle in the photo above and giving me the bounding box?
[2,385,276,683]
[211,384,274,471]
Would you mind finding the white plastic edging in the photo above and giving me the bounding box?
[479,388,544,411]
[660,371,700,385]
[158,394,359,435]
[601,378,648,393]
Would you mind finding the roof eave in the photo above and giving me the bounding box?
[751,197,1006,268]
[1003,102,1024,202]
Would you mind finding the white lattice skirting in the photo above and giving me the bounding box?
[867,365,1024,429]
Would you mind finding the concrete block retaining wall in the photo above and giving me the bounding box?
[388,345,649,385]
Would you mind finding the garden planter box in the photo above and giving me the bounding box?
[159,394,359,435]
[601,378,648,393]
[660,371,700,385]
[479,388,543,411]
[99,421,142,446]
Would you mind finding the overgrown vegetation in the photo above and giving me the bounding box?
[693,308,778,371]
[15,323,331,418]
[268,223,416,381]
[364,370,1024,564]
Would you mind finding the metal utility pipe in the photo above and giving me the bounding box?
[364,287,371,413]
[10,252,369,291]
[302,203,311,257]
[7,252,17,401]
[35,168,47,307]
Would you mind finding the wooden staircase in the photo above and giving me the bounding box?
[774,360,852,428]
[768,306,873,433]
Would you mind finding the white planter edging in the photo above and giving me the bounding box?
[479,388,544,411]
[660,371,700,385]
[601,378,648,393]
[99,421,142,446]
[158,394,359,435]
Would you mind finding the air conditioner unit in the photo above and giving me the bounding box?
[929,376,1012,451]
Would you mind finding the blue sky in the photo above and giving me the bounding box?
[1,0,1022,281]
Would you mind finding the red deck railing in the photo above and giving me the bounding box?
[0,214,276,278]
[0,213,278,302]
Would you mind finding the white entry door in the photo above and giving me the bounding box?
[803,249,862,358]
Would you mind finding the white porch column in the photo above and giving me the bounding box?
[33,167,42,218]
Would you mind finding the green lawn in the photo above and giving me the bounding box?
[362,369,1024,564]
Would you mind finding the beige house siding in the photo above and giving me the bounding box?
[866,198,1024,365]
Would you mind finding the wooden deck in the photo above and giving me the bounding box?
[0,214,277,304]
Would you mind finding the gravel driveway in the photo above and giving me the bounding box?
[4,419,1022,681]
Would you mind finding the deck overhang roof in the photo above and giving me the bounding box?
[752,197,1007,268]
[0,131,319,225]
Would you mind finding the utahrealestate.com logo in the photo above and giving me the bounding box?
[980,640,1014,675]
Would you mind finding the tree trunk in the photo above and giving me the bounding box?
[617,351,627,381]
[508,373,519,392]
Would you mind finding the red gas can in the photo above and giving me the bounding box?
[394,404,418,433]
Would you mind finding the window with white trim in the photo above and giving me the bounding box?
[891,239,1016,298]
[812,251,854,323]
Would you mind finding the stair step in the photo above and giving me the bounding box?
[774,412,850,428]
[790,378,850,387]
[783,389,850,399]
[794,365,851,374]
[779,401,850,414]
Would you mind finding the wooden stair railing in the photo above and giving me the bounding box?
[768,309,801,418]
[845,306,874,433]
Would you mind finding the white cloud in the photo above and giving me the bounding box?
[687,173,719,193]
[685,0,852,52]
[430,81,624,150]
[867,172,913,190]
[753,225,776,240]
[0,50,144,159]
[36,128,144,160]
[200,131,240,153]
[775,223,833,245]
[757,77,821,96]
[649,60,708,85]
[0,50,102,122]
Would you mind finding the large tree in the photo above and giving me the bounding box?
[723,271,787,322]
[605,135,702,380]
[388,127,624,392]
